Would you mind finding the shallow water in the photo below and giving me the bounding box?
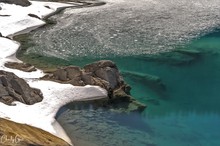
[19,0,220,145]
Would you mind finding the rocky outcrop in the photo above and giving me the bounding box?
[0,118,70,146]
[5,62,37,72]
[0,70,43,105]
[42,60,146,112]
[0,0,31,6]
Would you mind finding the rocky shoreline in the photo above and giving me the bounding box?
[41,60,147,112]
[0,0,146,145]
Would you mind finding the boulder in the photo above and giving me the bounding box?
[84,60,116,72]
[42,60,122,92]
[41,60,147,112]
[0,0,31,6]
[0,70,43,105]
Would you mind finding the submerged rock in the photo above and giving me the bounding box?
[173,48,201,57]
[0,70,43,105]
[0,0,31,6]
[141,48,201,66]
[122,71,167,99]
[0,118,70,146]
[42,60,146,112]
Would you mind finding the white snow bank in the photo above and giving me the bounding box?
[0,37,19,59]
[0,80,107,145]
[0,1,108,145]
[0,1,73,37]
[0,37,45,78]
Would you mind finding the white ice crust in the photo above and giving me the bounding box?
[0,1,108,145]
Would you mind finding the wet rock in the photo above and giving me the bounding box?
[42,60,146,112]
[0,0,31,6]
[0,70,43,105]
[54,68,68,81]
[66,66,82,79]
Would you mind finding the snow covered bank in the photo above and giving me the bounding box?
[0,81,107,145]
[0,1,108,145]
[0,1,73,37]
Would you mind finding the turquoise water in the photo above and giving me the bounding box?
[54,31,220,146]
[20,0,220,145]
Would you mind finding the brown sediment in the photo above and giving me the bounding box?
[0,118,70,146]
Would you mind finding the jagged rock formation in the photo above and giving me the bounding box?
[0,70,43,105]
[0,0,31,6]
[0,118,70,146]
[42,60,146,112]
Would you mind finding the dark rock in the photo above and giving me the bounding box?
[41,60,147,112]
[4,62,37,72]
[0,70,43,105]
[84,60,116,73]
[0,84,8,95]
[28,13,40,19]
[81,72,93,85]
[45,5,51,9]
[54,68,68,81]
[95,67,119,89]
[66,66,82,79]
[0,0,31,6]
